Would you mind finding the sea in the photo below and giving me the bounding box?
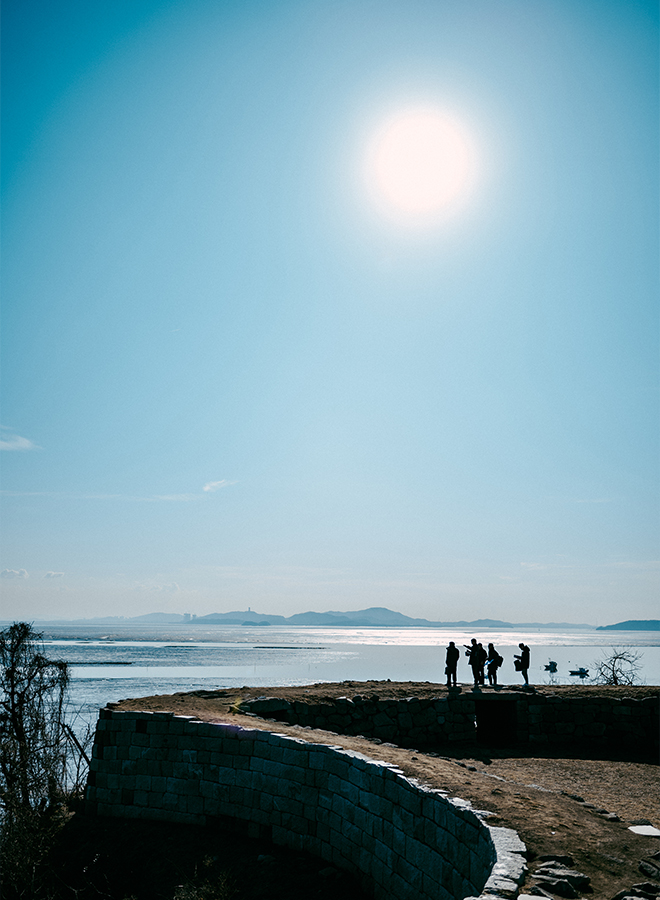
[27,623,660,736]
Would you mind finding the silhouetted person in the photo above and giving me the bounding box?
[486,642,502,686]
[514,642,530,685]
[464,638,481,686]
[445,641,459,687]
[476,642,487,685]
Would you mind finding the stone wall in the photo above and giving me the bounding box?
[85,710,527,900]
[239,691,659,752]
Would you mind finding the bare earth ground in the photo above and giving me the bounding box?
[112,682,660,900]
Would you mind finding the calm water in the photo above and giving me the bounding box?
[31,623,660,733]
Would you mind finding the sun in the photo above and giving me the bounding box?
[365,107,477,225]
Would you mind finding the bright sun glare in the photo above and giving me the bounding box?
[365,108,477,225]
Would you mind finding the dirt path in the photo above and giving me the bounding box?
[113,682,660,899]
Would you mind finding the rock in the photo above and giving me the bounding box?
[640,861,660,879]
[538,854,575,866]
[526,887,554,898]
[535,863,591,889]
[632,884,660,895]
[532,876,579,899]
[632,819,654,826]
[603,812,622,821]
[611,888,660,900]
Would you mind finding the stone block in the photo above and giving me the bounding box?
[387,871,414,900]
[392,804,414,836]
[556,722,575,734]
[423,870,449,899]
[352,804,373,838]
[324,809,342,835]
[338,779,360,806]
[398,785,422,817]
[483,871,525,897]
[361,790,392,821]
[161,792,179,811]
[146,720,171,735]
[186,795,204,815]
[394,853,424,892]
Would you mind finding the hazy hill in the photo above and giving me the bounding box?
[185,608,592,629]
[597,620,660,631]
[195,610,288,625]
[18,607,594,629]
[130,613,187,623]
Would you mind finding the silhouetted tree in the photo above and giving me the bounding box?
[592,646,643,686]
[0,623,89,898]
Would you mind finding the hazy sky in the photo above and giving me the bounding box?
[2,0,658,625]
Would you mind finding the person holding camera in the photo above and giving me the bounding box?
[514,642,530,685]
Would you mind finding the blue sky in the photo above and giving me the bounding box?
[1,0,658,624]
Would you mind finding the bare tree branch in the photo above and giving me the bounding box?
[0,622,93,898]
[591,646,644,686]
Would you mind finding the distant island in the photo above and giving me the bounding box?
[18,605,595,630]
[596,620,660,631]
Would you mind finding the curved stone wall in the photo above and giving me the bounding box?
[85,710,527,900]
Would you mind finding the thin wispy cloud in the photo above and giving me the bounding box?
[1,491,200,502]
[0,429,38,451]
[2,483,236,501]
[134,581,180,593]
[203,479,236,493]
[44,571,65,578]
[1,568,29,579]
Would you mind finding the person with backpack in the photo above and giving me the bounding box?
[486,643,503,686]
[476,642,487,685]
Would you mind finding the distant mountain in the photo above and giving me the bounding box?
[597,620,660,631]
[194,610,288,625]
[20,607,596,629]
[513,622,594,629]
[130,613,186,623]
[186,608,593,629]
[439,619,515,628]
[286,607,439,627]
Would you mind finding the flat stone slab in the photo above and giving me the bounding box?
[629,825,660,837]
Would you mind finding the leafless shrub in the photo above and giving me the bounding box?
[591,646,644,686]
[0,622,91,898]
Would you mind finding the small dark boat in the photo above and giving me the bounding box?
[569,667,589,678]
[544,660,558,673]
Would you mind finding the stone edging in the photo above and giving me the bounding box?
[86,710,527,899]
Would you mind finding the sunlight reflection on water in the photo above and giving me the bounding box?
[39,624,657,734]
